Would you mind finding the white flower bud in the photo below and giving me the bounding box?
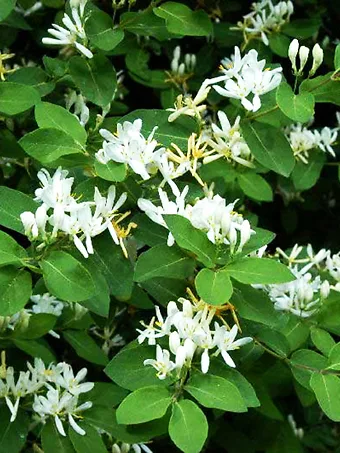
[288,39,299,74]
[178,62,186,76]
[309,43,323,76]
[173,46,181,61]
[298,46,310,74]
[171,59,179,73]
[320,280,330,299]
[287,1,294,15]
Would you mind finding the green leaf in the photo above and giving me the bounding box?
[256,327,290,358]
[141,277,187,307]
[134,244,195,282]
[0,82,40,115]
[231,282,278,326]
[242,122,295,177]
[282,18,321,39]
[0,230,27,267]
[19,128,83,164]
[209,359,260,408]
[280,316,310,352]
[239,227,275,257]
[63,330,108,366]
[14,338,56,364]
[116,386,171,424]
[335,43,340,71]
[42,420,76,453]
[85,10,124,51]
[237,171,273,202]
[120,10,172,40]
[7,67,55,97]
[327,343,340,371]
[300,72,340,106]
[89,232,134,300]
[310,327,336,357]
[185,372,247,412]
[41,251,96,302]
[85,382,128,408]
[0,186,37,234]
[69,423,107,453]
[169,399,208,453]
[317,301,340,335]
[310,373,340,421]
[82,271,110,318]
[0,266,31,316]
[105,343,169,390]
[154,2,212,36]
[291,153,325,191]
[0,0,16,22]
[276,82,315,122]
[195,268,233,305]
[35,102,87,146]
[268,33,291,57]
[290,349,327,389]
[94,160,126,182]
[164,214,217,268]
[132,213,168,247]
[13,313,57,339]
[0,407,30,453]
[225,257,295,284]
[119,109,198,149]
[69,55,117,108]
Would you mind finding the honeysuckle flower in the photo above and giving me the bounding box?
[112,442,154,453]
[326,252,340,282]
[33,388,92,436]
[298,46,310,75]
[170,46,196,76]
[310,43,324,76]
[288,414,304,440]
[97,119,165,180]
[143,345,176,380]
[42,4,93,58]
[34,167,75,210]
[213,324,253,368]
[167,83,211,122]
[30,293,65,316]
[138,184,189,246]
[54,363,94,396]
[233,0,293,46]
[65,90,89,127]
[205,111,254,167]
[314,127,337,157]
[204,47,282,112]
[288,39,299,74]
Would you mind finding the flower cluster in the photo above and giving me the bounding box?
[42,0,93,59]
[170,46,196,78]
[288,39,324,77]
[0,293,87,339]
[96,119,164,181]
[138,297,252,379]
[234,0,294,46]
[256,244,331,317]
[285,120,338,163]
[65,90,90,127]
[112,442,153,453]
[0,355,93,436]
[204,46,282,112]
[20,167,129,258]
[138,183,255,252]
[204,111,254,168]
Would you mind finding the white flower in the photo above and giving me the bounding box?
[326,252,340,282]
[96,119,165,180]
[205,47,282,112]
[167,83,211,122]
[143,345,176,380]
[30,293,65,316]
[310,43,324,76]
[42,4,93,59]
[65,90,89,126]
[138,184,189,246]
[214,324,253,368]
[314,127,337,157]
[34,167,75,210]
[288,39,299,74]
[54,363,94,395]
[298,46,310,75]
[33,388,92,436]
[205,111,254,168]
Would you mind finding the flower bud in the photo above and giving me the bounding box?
[288,39,299,74]
[178,62,186,76]
[287,1,294,15]
[320,280,330,299]
[298,46,310,74]
[309,43,323,76]
[173,45,181,61]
